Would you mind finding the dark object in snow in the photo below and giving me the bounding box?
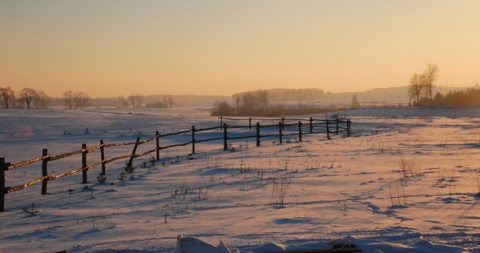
[329,238,359,249]
[175,235,231,253]
[175,236,362,253]
[262,238,362,253]
[262,248,362,253]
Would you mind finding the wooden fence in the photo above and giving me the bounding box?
[0,117,351,212]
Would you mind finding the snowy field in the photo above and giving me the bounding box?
[0,107,479,253]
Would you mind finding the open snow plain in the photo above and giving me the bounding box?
[0,107,479,253]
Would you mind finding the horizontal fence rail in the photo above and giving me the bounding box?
[0,117,351,212]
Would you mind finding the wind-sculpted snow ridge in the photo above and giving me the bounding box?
[0,107,479,253]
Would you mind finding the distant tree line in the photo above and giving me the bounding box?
[115,94,174,109]
[0,86,177,110]
[431,88,480,108]
[408,64,480,108]
[62,90,90,109]
[0,86,90,110]
[211,89,339,116]
[213,89,269,116]
[144,95,175,109]
[0,86,51,109]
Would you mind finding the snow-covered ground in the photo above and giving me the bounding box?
[0,107,479,253]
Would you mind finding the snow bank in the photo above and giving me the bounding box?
[175,235,232,253]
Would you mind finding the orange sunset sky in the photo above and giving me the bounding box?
[1,0,479,97]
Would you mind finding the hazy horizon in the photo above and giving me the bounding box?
[1,1,479,98]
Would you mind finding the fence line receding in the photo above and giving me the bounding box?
[0,116,351,212]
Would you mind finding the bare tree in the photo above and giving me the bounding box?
[129,95,136,108]
[238,90,269,114]
[232,93,241,115]
[128,94,143,108]
[73,91,90,109]
[408,64,439,106]
[35,90,50,109]
[0,86,15,109]
[136,95,143,108]
[118,96,129,108]
[240,92,257,114]
[421,63,439,102]
[63,90,75,109]
[167,95,175,109]
[161,95,174,109]
[408,73,422,106]
[351,94,360,109]
[256,89,269,110]
[18,88,38,109]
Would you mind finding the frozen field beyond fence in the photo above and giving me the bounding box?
[0,107,479,253]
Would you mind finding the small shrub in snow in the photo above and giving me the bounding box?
[389,179,408,206]
[239,179,246,191]
[86,185,95,199]
[197,183,209,200]
[448,183,458,198]
[22,202,39,215]
[97,173,107,183]
[149,156,157,168]
[271,178,291,207]
[125,163,134,174]
[101,214,117,229]
[118,172,126,185]
[435,168,449,182]
[329,158,336,169]
[399,157,421,177]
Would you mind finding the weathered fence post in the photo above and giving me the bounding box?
[128,136,141,168]
[100,140,106,176]
[220,116,223,130]
[298,121,303,142]
[0,157,6,212]
[223,123,228,150]
[335,118,339,135]
[249,117,252,130]
[192,126,196,154]
[278,122,283,144]
[256,123,261,146]
[309,117,313,133]
[155,131,160,160]
[326,120,331,139]
[41,149,49,195]
[82,144,88,184]
[281,117,285,130]
[347,119,351,137]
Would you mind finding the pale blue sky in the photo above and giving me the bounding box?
[1,0,479,97]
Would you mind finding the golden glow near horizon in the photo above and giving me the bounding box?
[1,1,479,98]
